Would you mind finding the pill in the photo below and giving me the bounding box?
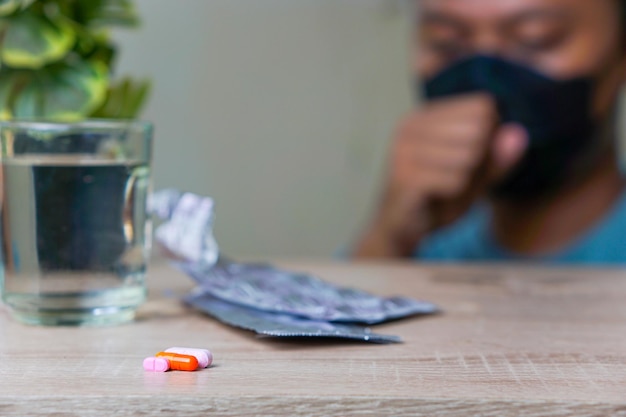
[165,347,213,368]
[155,352,198,371]
[143,356,170,372]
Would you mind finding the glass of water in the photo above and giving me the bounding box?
[0,120,153,326]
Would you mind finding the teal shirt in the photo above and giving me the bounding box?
[417,191,626,265]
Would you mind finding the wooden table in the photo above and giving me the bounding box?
[0,262,625,416]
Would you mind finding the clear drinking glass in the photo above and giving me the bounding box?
[0,120,153,326]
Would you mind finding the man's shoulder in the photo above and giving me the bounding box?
[560,189,626,264]
[417,190,626,264]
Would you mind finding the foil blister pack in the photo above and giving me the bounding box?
[150,190,439,343]
[178,260,438,324]
[184,291,402,344]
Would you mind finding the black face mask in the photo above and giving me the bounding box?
[422,55,600,201]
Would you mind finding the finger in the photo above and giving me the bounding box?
[405,120,494,149]
[426,93,497,121]
[409,141,481,171]
[399,95,498,147]
[400,168,470,198]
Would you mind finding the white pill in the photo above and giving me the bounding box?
[165,347,213,368]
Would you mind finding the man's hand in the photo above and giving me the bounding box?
[353,93,527,258]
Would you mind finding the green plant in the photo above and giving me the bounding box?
[0,0,150,121]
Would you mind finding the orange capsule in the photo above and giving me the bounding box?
[155,352,199,371]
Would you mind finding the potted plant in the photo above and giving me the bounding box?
[0,0,151,273]
[0,0,150,120]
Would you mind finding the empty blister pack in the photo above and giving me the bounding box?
[185,290,402,344]
[177,260,438,324]
[149,189,219,266]
[151,189,439,338]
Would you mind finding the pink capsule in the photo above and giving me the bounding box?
[165,347,213,368]
[200,349,213,367]
[143,356,170,372]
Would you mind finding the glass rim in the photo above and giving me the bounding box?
[0,119,152,133]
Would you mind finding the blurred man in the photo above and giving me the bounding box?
[353,0,626,263]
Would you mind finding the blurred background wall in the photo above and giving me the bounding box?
[114,0,414,258]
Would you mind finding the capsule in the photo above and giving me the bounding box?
[143,357,170,372]
[155,352,198,371]
[165,347,213,368]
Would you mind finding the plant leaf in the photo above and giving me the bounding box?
[81,37,117,67]
[0,70,20,119]
[0,0,21,17]
[74,0,139,28]
[92,76,150,118]
[2,11,76,69]
[13,59,109,120]
[120,77,149,117]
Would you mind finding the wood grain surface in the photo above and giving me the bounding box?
[0,261,625,416]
